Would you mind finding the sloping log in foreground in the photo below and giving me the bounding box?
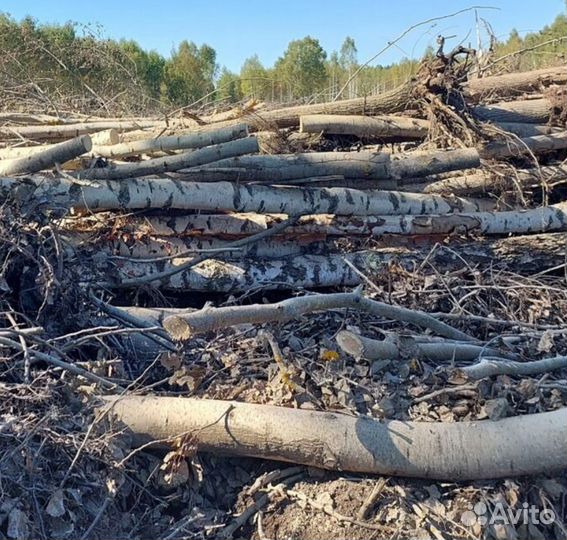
[0,135,92,175]
[0,177,493,215]
[77,137,259,180]
[0,129,118,160]
[192,148,480,182]
[102,396,567,480]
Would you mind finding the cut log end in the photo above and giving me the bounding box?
[163,315,192,341]
[336,330,365,359]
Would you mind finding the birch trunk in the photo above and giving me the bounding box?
[0,135,92,175]
[77,137,259,180]
[480,132,567,159]
[424,164,567,194]
[65,233,325,259]
[473,98,553,124]
[0,129,118,160]
[491,122,562,138]
[284,204,567,236]
[102,396,567,480]
[0,176,493,215]
[192,148,480,182]
[0,120,169,140]
[109,252,368,292]
[465,66,567,101]
[299,114,430,139]
[93,124,248,158]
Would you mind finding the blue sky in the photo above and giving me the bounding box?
[1,1,564,72]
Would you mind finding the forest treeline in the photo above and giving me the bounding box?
[0,12,565,115]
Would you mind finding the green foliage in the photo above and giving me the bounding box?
[240,55,270,100]
[161,40,218,106]
[274,36,327,99]
[0,10,564,114]
[217,67,242,103]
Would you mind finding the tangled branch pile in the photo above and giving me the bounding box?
[1,51,567,539]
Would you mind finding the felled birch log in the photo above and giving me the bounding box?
[491,122,562,138]
[299,114,430,139]
[76,137,259,180]
[103,396,567,480]
[424,164,567,194]
[0,135,92,175]
[162,288,471,341]
[284,203,567,236]
[64,233,325,260]
[473,98,553,124]
[480,132,567,159]
[192,148,480,182]
[0,177,493,215]
[465,66,567,101]
[0,129,118,160]
[0,120,166,140]
[336,330,511,362]
[92,124,249,158]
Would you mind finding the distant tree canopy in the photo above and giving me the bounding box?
[0,11,565,114]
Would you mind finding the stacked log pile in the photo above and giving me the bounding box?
[1,60,567,491]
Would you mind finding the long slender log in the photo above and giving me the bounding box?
[491,122,562,138]
[461,355,567,380]
[336,330,510,362]
[465,66,567,101]
[103,396,567,480]
[0,120,168,140]
[192,148,480,182]
[480,132,567,159]
[0,135,92,175]
[473,98,553,124]
[298,114,557,141]
[0,177,493,215]
[163,288,472,342]
[0,129,118,160]
[283,204,567,236]
[93,124,249,158]
[424,165,567,195]
[299,114,429,139]
[245,83,414,129]
[77,137,259,180]
[64,233,325,260]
